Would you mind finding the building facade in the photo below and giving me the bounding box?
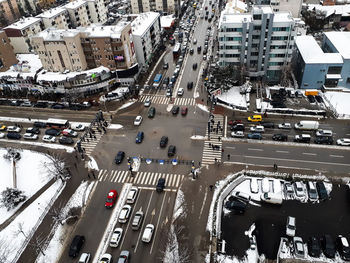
[64,0,90,28]
[86,0,108,24]
[36,7,71,29]
[131,0,179,15]
[0,0,20,27]
[0,31,18,72]
[218,5,296,82]
[131,12,161,70]
[4,17,44,53]
[254,0,302,17]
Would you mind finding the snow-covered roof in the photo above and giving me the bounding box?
[64,0,87,10]
[252,5,273,14]
[160,15,175,28]
[295,35,343,64]
[273,12,293,23]
[324,32,350,60]
[36,7,66,19]
[305,4,350,18]
[4,17,42,30]
[224,0,247,13]
[219,13,252,25]
[36,66,109,82]
[34,28,81,41]
[82,22,129,38]
[131,12,160,37]
[0,54,42,79]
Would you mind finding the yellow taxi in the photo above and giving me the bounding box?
[247,115,262,122]
[0,125,6,131]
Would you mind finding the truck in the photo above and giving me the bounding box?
[153,73,162,88]
[294,120,319,130]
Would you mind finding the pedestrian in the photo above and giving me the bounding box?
[87,173,91,179]
[91,129,95,134]
[94,135,96,140]
[28,116,31,121]
[216,129,218,134]
[214,158,217,163]
[212,144,214,150]
[199,161,201,166]
[110,115,113,121]
[209,185,214,191]
[218,136,221,142]
[83,147,86,152]
[102,127,106,133]
[227,154,230,160]
[208,142,211,147]
[89,133,92,139]
[86,138,89,143]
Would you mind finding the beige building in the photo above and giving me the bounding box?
[0,31,18,72]
[86,0,108,24]
[131,0,179,15]
[0,0,20,27]
[4,17,44,53]
[64,0,90,28]
[36,7,71,30]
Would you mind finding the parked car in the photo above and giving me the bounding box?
[156,178,166,192]
[307,236,321,258]
[163,62,169,69]
[192,63,198,70]
[42,135,56,143]
[78,253,91,263]
[177,88,184,96]
[247,133,262,140]
[231,124,245,131]
[144,98,151,107]
[20,101,32,107]
[45,128,61,136]
[33,121,46,128]
[134,116,143,126]
[286,216,296,237]
[293,236,305,258]
[316,129,333,137]
[135,131,144,144]
[0,132,5,138]
[0,125,6,131]
[278,123,292,129]
[171,106,179,115]
[117,250,129,263]
[294,134,311,143]
[231,191,251,203]
[228,120,242,126]
[336,235,350,261]
[284,183,294,195]
[7,132,21,139]
[261,122,274,128]
[148,107,156,118]
[307,181,318,201]
[231,131,244,138]
[118,205,132,223]
[321,234,336,258]
[127,186,139,204]
[109,228,123,248]
[294,182,305,198]
[59,136,74,144]
[51,103,65,109]
[23,133,38,140]
[224,199,247,214]
[250,125,265,133]
[99,253,112,263]
[337,138,350,146]
[316,181,328,201]
[7,126,21,133]
[260,192,283,204]
[142,224,155,243]
[62,129,78,137]
[168,145,176,157]
[132,211,144,230]
[115,151,125,164]
[105,189,118,208]
[181,107,188,116]
[315,136,333,145]
[69,235,85,258]
[272,134,288,141]
[160,136,168,148]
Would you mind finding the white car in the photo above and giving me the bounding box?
[109,228,123,247]
[134,116,143,126]
[23,133,38,140]
[177,88,184,97]
[144,99,151,107]
[42,135,56,143]
[250,178,258,193]
[78,252,91,263]
[231,191,251,203]
[7,126,21,133]
[231,131,244,138]
[203,55,207,60]
[71,123,86,131]
[293,182,305,198]
[127,186,139,204]
[250,125,265,133]
[118,205,132,223]
[193,38,197,44]
[99,253,112,263]
[0,132,5,138]
[62,129,78,137]
[337,138,350,146]
[142,224,155,243]
[278,123,292,129]
[315,129,332,137]
[286,216,296,237]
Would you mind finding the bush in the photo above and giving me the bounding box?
[0,187,26,211]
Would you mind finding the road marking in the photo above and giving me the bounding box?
[302,153,317,156]
[248,148,263,151]
[276,150,289,153]
[199,190,208,220]
[224,116,227,138]
[330,155,344,158]
[134,190,154,253]
[226,146,236,149]
[150,191,167,255]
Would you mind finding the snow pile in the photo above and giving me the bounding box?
[88,156,99,171]
[190,135,207,140]
[194,91,200,98]
[0,180,64,263]
[107,124,123,130]
[217,87,247,108]
[36,181,95,263]
[118,100,136,110]
[173,189,185,221]
[163,225,180,263]
[0,139,74,152]
[324,91,350,119]
[0,149,56,224]
[198,104,209,112]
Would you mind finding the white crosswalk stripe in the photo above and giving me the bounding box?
[139,95,196,106]
[77,124,106,156]
[201,114,224,165]
[97,170,184,188]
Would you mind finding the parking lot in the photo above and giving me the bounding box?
[221,179,350,260]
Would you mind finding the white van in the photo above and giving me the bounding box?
[261,192,283,204]
[142,224,154,243]
[262,178,270,193]
[294,120,319,130]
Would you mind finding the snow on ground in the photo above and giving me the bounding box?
[194,91,200,98]
[190,135,207,140]
[198,104,209,112]
[0,139,74,152]
[163,224,180,263]
[0,180,65,263]
[173,189,185,221]
[324,91,350,119]
[217,87,247,108]
[108,124,123,130]
[118,100,136,110]
[88,156,99,171]
[36,181,95,263]
[0,149,56,224]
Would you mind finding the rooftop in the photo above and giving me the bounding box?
[82,22,129,38]
[4,17,42,30]
[296,35,343,64]
[33,28,81,41]
[64,0,87,10]
[219,13,252,25]
[131,12,160,36]
[224,0,247,13]
[305,4,350,18]
[0,54,42,79]
[160,15,175,28]
[324,32,350,60]
[36,7,66,19]
[273,12,294,23]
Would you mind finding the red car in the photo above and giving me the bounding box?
[228,120,242,126]
[181,107,188,116]
[105,190,118,208]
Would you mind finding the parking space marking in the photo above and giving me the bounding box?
[226,146,236,149]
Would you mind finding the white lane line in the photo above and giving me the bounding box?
[248,148,263,151]
[276,150,289,153]
[226,146,236,149]
[302,153,317,156]
[330,155,344,158]
[150,191,167,255]
[224,115,227,138]
[198,190,208,220]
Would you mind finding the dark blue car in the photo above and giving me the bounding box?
[136,131,144,144]
[247,133,262,140]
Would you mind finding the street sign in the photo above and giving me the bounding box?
[146,158,152,164]
[159,160,165,165]
[172,159,178,165]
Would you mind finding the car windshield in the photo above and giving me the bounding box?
[106,197,114,202]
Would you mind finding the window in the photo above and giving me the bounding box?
[253,14,261,20]
[253,26,261,30]
[271,36,288,40]
[272,27,290,32]
[327,66,342,74]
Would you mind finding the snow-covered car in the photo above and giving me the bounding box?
[62,129,78,137]
[337,138,350,146]
[144,99,151,107]
[118,205,132,223]
[99,253,112,263]
[286,216,296,237]
[278,123,292,129]
[294,182,305,198]
[109,228,123,247]
[7,126,21,133]
[315,129,333,137]
[293,236,305,258]
[250,125,265,133]
[42,135,56,143]
[284,183,294,195]
[23,133,38,140]
[71,123,86,131]
[127,186,139,204]
[231,131,244,138]
[250,178,259,193]
[134,116,143,126]
[0,132,5,138]
[231,191,251,203]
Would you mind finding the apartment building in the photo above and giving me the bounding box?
[86,0,108,24]
[36,7,71,29]
[4,17,44,53]
[0,31,18,72]
[64,0,90,28]
[31,29,87,72]
[254,0,302,17]
[218,5,297,82]
[131,12,161,70]
[32,21,137,73]
[0,0,20,27]
[131,0,179,15]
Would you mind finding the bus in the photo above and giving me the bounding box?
[46,118,70,129]
[173,43,181,58]
[153,73,163,88]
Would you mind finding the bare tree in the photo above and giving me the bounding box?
[14,222,47,256]
[0,237,15,262]
[43,151,70,182]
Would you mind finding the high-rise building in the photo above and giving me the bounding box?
[0,0,20,27]
[36,7,71,29]
[218,5,297,82]
[130,0,179,15]
[0,31,18,72]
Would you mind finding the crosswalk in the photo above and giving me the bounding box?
[139,95,196,106]
[97,169,185,189]
[78,125,105,156]
[201,114,224,166]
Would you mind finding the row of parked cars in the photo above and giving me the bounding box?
[0,99,92,110]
